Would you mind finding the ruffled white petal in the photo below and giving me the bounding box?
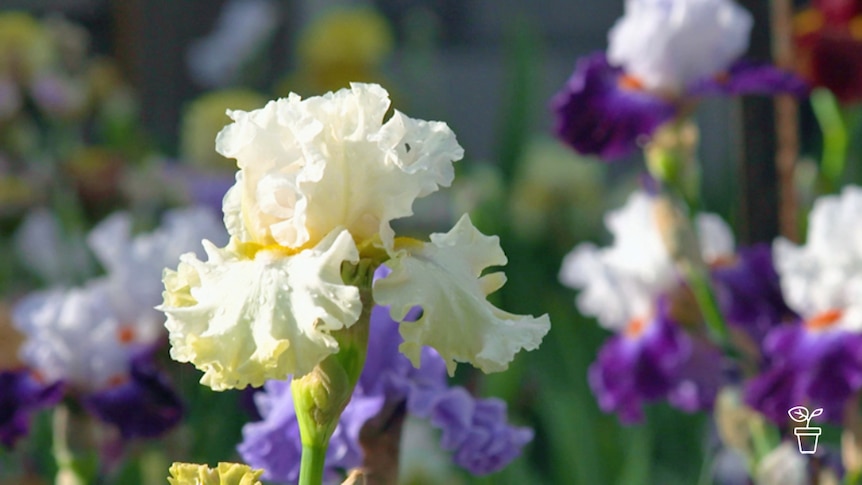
[559,189,734,330]
[160,228,362,390]
[773,185,862,328]
[559,243,655,331]
[373,214,550,375]
[214,83,463,249]
[88,207,227,343]
[608,0,752,92]
[12,280,133,388]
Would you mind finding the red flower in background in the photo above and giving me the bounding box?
[795,0,862,103]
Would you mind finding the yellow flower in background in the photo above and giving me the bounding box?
[167,462,263,485]
[277,6,394,96]
[298,7,393,70]
[0,12,56,81]
[180,89,267,171]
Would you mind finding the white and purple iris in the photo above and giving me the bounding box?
[551,0,808,160]
[237,268,533,481]
[746,185,862,423]
[560,189,791,422]
[3,207,226,444]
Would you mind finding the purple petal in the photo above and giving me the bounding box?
[710,244,797,345]
[416,387,533,475]
[551,52,676,161]
[0,370,64,448]
[589,304,724,423]
[745,324,862,423]
[239,296,533,478]
[82,355,183,439]
[237,381,303,482]
[687,60,810,97]
[237,378,384,483]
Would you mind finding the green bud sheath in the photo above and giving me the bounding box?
[291,258,376,485]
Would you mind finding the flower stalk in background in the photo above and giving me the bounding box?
[159,83,550,484]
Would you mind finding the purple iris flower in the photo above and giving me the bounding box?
[551,53,676,161]
[82,353,184,439]
[745,323,862,423]
[551,53,808,161]
[588,301,723,423]
[0,369,64,448]
[710,244,797,345]
[238,269,533,481]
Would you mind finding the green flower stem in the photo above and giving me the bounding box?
[684,264,730,348]
[298,445,328,485]
[748,414,779,466]
[291,259,376,485]
[645,119,701,210]
[52,405,89,485]
[811,88,848,193]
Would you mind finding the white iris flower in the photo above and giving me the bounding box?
[559,190,734,332]
[608,0,753,93]
[160,83,550,390]
[773,185,862,332]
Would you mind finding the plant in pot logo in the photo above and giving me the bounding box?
[788,406,824,454]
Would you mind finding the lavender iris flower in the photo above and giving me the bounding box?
[238,269,533,482]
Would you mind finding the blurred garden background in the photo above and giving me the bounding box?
[1,0,860,484]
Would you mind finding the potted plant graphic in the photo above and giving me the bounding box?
[788,406,823,454]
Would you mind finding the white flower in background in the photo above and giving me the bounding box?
[14,208,91,284]
[161,83,550,390]
[608,0,753,92]
[89,207,227,342]
[559,189,733,331]
[187,0,280,87]
[12,207,225,389]
[13,281,131,388]
[773,185,862,331]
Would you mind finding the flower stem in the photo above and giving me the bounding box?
[298,445,327,485]
[684,264,730,347]
[292,259,376,485]
[811,88,848,193]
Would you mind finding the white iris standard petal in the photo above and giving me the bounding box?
[608,0,753,92]
[773,185,862,328]
[373,214,551,375]
[160,228,362,390]
[214,83,463,250]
